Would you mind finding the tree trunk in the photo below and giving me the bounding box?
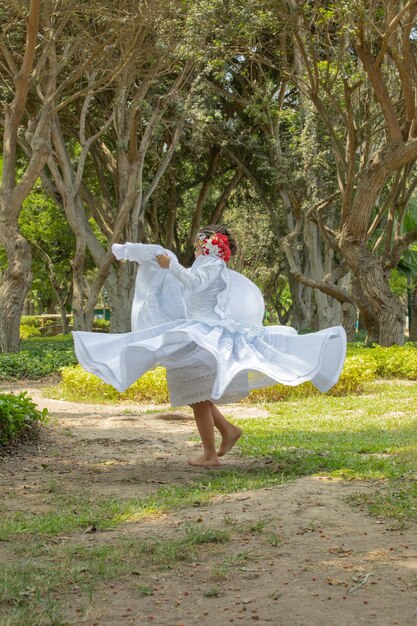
[0,0,50,352]
[106,264,135,332]
[288,273,313,329]
[308,225,343,327]
[378,306,405,346]
[341,242,405,345]
[409,278,417,341]
[0,231,32,352]
[341,302,357,342]
[59,307,70,335]
[71,236,90,331]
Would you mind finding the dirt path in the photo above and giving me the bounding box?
[1,385,416,626]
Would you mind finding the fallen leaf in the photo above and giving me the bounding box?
[326,578,346,586]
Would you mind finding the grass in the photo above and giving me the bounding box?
[346,481,417,529]
[0,470,287,542]
[234,381,417,480]
[0,518,267,625]
[2,379,417,624]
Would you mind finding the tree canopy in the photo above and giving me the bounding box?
[1,0,417,350]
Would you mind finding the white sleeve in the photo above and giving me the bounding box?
[111,243,125,260]
[123,243,165,264]
[168,257,222,291]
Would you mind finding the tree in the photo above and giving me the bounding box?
[0,0,52,352]
[44,1,201,331]
[176,0,348,330]
[19,183,76,331]
[285,0,417,345]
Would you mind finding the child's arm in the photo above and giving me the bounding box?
[157,255,223,292]
[112,243,165,264]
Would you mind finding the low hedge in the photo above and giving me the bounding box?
[3,337,417,402]
[348,343,417,379]
[20,316,42,328]
[247,352,378,402]
[19,316,109,338]
[20,324,42,339]
[0,392,48,447]
[55,347,386,404]
[57,366,169,403]
[0,336,77,380]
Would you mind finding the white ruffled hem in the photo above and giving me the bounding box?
[72,321,346,406]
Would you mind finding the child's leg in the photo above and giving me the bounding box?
[188,400,220,467]
[209,401,242,457]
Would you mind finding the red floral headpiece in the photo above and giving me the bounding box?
[196,231,231,262]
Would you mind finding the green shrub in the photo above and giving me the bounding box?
[20,316,42,328]
[20,315,73,337]
[19,324,42,339]
[0,392,48,447]
[0,336,77,380]
[247,381,316,402]
[92,319,110,331]
[330,353,378,395]
[22,335,74,349]
[247,352,378,402]
[57,351,377,405]
[347,343,417,379]
[58,365,169,403]
[371,345,417,379]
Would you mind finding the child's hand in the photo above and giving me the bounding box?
[156,254,171,269]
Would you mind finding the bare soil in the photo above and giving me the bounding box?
[1,383,416,626]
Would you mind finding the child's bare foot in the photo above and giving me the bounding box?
[218,426,242,456]
[188,454,221,468]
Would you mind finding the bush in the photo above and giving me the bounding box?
[20,316,42,328]
[92,319,110,332]
[0,336,77,380]
[247,381,315,402]
[0,392,48,447]
[58,365,169,403]
[57,351,378,405]
[371,345,417,379]
[330,353,378,395]
[20,324,42,339]
[22,335,74,349]
[247,353,378,402]
[20,315,73,337]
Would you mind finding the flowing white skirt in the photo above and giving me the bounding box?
[72,320,347,406]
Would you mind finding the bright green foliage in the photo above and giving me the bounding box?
[20,315,71,338]
[19,316,108,338]
[0,336,77,380]
[19,317,45,337]
[369,345,417,380]
[19,325,42,339]
[20,316,42,328]
[58,365,169,403]
[92,319,110,331]
[349,343,417,379]
[0,392,48,447]
[247,352,378,401]
[332,353,378,395]
[19,181,75,313]
[54,344,417,404]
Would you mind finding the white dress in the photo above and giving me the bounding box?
[72,244,347,406]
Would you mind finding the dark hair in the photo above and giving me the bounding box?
[202,224,238,256]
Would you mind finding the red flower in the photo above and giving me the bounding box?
[199,232,231,262]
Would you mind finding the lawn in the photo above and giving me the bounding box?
[1,373,417,624]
